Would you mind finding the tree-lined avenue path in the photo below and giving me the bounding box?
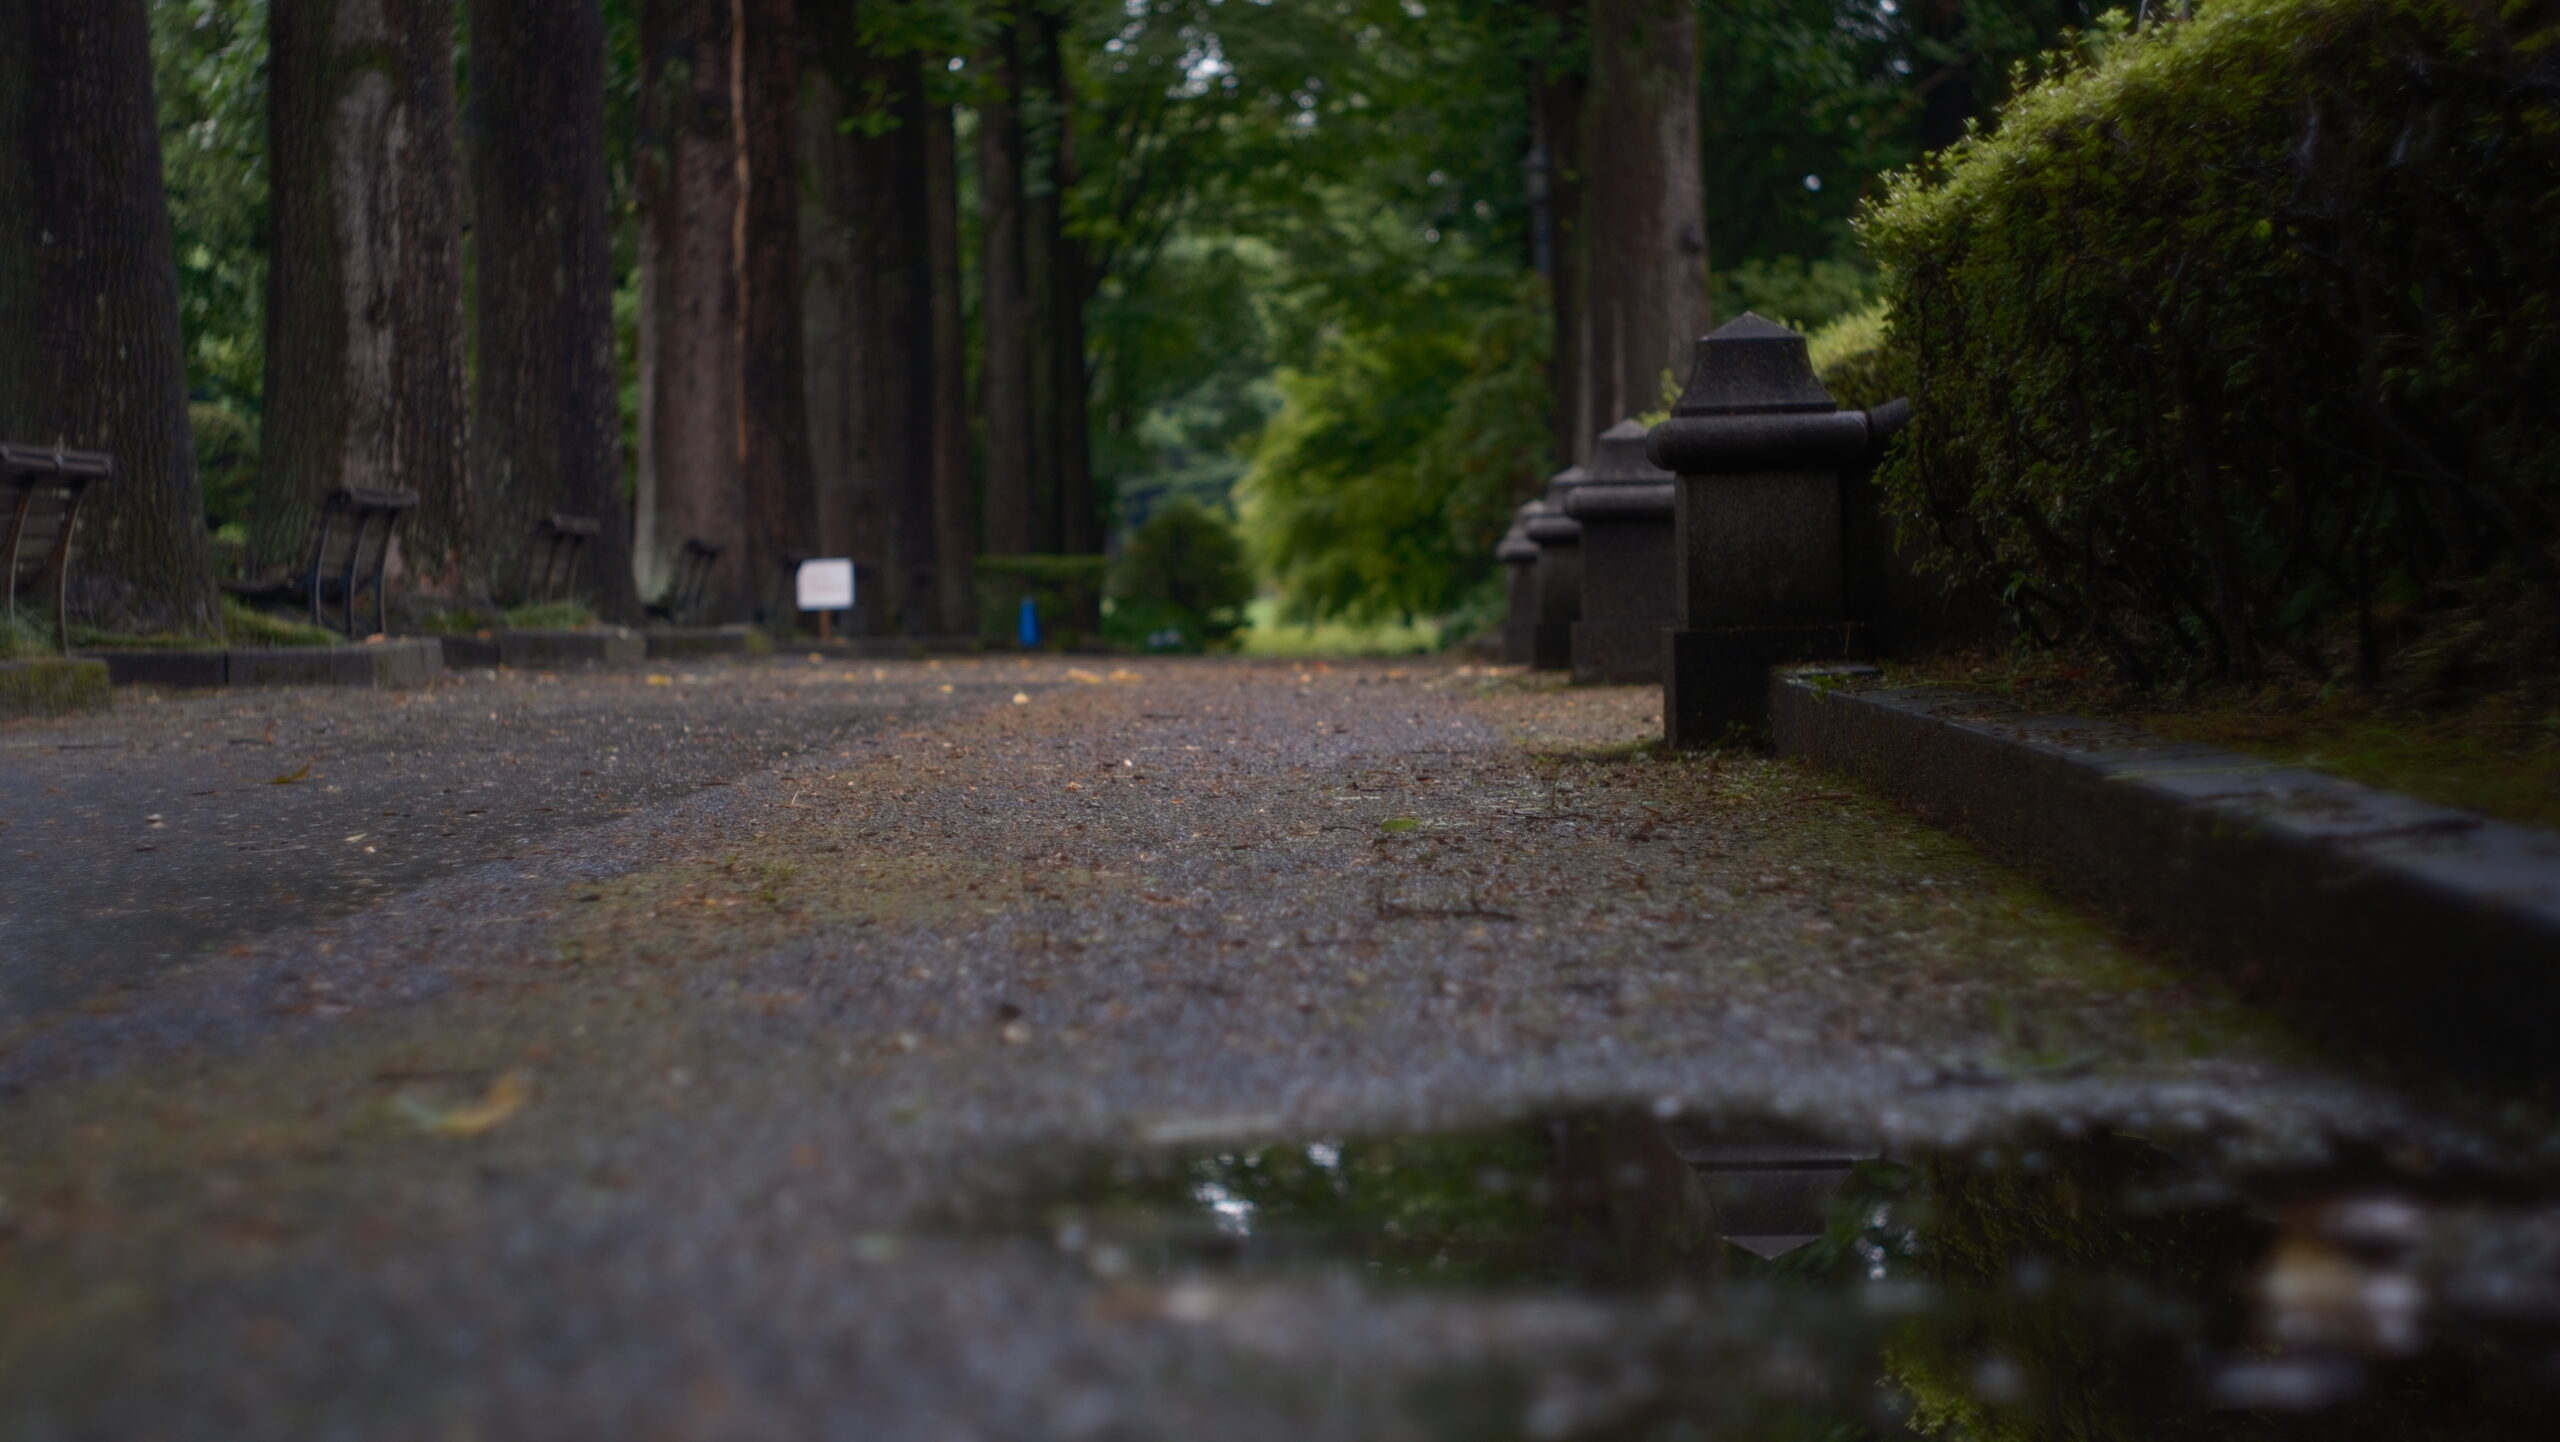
[0,657,2487,1437]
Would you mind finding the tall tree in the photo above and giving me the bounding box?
[1580,0,1707,442]
[636,0,745,614]
[1034,4,1098,555]
[260,0,471,592]
[466,0,637,616]
[803,11,937,634]
[977,11,1035,555]
[1530,0,1587,466]
[735,0,817,620]
[0,0,220,636]
[800,63,883,576]
[924,99,976,633]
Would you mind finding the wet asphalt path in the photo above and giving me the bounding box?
[0,656,2546,1440]
[0,656,1014,1037]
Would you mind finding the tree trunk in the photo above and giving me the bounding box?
[1021,5,1067,554]
[261,0,470,599]
[637,0,745,616]
[976,17,1035,556]
[0,0,220,637]
[465,0,637,617]
[1531,0,1587,468]
[925,100,975,634]
[1041,11,1098,556]
[803,15,934,636]
[1581,0,1708,443]
[734,0,816,622]
[798,66,879,578]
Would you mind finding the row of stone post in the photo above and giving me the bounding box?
[1499,313,1910,747]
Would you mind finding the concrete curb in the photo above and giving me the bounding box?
[1769,665,2560,1067]
[435,628,646,671]
[86,639,443,692]
[0,657,111,718]
[644,625,772,660]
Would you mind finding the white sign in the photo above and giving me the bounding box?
[796,558,855,612]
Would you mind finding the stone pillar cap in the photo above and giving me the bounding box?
[1585,419,1673,483]
[1667,313,1838,418]
[1522,499,1581,545]
[1543,464,1588,506]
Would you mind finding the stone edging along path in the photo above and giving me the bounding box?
[87,637,444,692]
[1769,664,2560,1070]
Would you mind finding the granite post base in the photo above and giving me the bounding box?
[1663,623,1862,747]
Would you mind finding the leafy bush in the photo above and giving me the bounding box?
[1108,500,1256,651]
[190,403,257,536]
[974,555,1108,648]
[1863,0,2560,688]
[0,612,56,659]
[1804,300,1898,413]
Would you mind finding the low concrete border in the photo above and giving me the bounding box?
[88,639,442,691]
[434,628,646,671]
[645,625,772,660]
[0,657,111,718]
[1770,665,2560,1067]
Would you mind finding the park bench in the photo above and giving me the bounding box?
[2,443,112,652]
[645,538,722,625]
[520,513,600,604]
[226,486,418,637]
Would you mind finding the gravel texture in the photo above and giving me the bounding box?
[0,656,2539,1439]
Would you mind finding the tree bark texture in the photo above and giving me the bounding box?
[465,0,638,616]
[1580,0,1708,445]
[1021,8,1062,554]
[1038,9,1098,556]
[802,23,935,635]
[261,0,471,594]
[976,17,1035,556]
[0,0,220,636]
[734,0,817,622]
[637,0,745,615]
[798,68,880,578]
[924,101,976,633]
[1532,0,1587,468]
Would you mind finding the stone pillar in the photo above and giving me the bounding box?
[1562,419,1675,684]
[1497,507,1539,665]
[1523,464,1584,672]
[1646,314,1898,746]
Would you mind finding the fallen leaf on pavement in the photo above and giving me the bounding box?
[1066,668,1104,684]
[269,761,313,786]
[394,1072,530,1138]
[1378,817,1420,833]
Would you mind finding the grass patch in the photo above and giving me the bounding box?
[503,600,598,631]
[0,611,56,659]
[1237,598,1439,657]
[221,598,343,648]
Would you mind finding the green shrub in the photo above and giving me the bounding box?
[191,403,258,535]
[1805,300,1898,413]
[1863,0,2560,688]
[1108,500,1256,652]
[974,555,1108,648]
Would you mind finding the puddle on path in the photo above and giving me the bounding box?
[1027,1109,2560,1439]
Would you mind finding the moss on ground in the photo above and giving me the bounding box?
[221,598,344,648]
[0,658,109,717]
[1893,639,2560,832]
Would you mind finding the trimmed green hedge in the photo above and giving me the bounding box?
[1863,0,2560,686]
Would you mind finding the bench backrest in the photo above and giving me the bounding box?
[295,486,418,635]
[0,444,111,650]
[522,513,600,604]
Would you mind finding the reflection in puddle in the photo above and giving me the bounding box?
[1046,1110,2560,1439]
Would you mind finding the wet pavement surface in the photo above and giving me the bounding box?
[1,656,2554,1438]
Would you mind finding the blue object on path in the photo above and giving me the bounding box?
[1017,596,1043,649]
